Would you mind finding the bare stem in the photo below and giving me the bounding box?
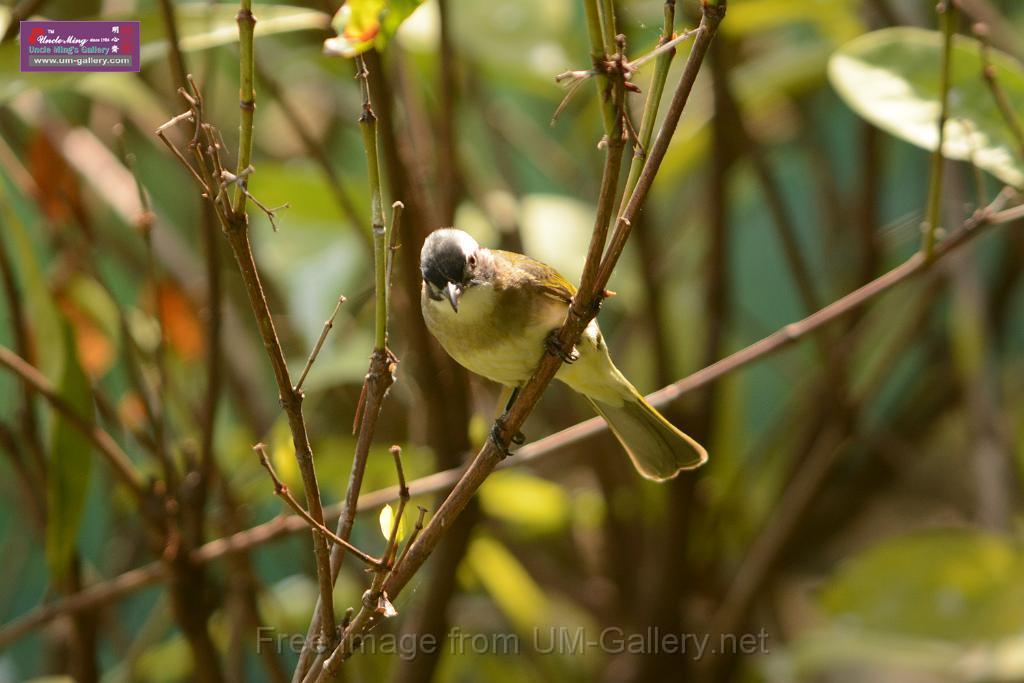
[156,71,340,651]
[975,23,1024,161]
[619,0,679,216]
[232,0,256,216]
[294,295,347,393]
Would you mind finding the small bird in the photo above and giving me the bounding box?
[419,228,707,481]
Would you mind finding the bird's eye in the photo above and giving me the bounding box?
[468,253,477,268]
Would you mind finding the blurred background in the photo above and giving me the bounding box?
[1,0,1024,681]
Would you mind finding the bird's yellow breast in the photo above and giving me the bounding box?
[421,281,564,387]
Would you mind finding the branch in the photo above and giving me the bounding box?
[618,0,682,216]
[254,55,364,231]
[232,0,256,216]
[294,295,346,394]
[156,68,340,650]
[290,55,401,682]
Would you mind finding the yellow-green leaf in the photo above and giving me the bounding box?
[464,535,546,632]
[323,0,424,58]
[378,503,407,542]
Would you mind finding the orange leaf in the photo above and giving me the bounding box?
[26,133,84,226]
[154,282,204,361]
[56,294,114,378]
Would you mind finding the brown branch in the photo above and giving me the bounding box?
[156,0,190,93]
[156,76,340,653]
[0,0,46,42]
[435,0,462,223]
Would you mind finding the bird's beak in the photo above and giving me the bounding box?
[445,282,462,313]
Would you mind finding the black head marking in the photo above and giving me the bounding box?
[420,229,478,290]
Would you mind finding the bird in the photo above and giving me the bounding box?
[419,228,707,481]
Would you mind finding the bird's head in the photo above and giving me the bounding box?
[420,228,492,313]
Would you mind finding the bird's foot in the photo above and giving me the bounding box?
[545,331,580,364]
[490,417,525,459]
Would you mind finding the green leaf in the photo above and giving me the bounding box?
[829,27,1024,188]
[0,182,64,382]
[820,529,1024,641]
[323,0,424,58]
[46,325,94,580]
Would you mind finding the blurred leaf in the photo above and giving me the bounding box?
[449,0,573,82]
[723,0,862,44]
[26,133,82,225]
[465,535,547,632]
[117,391,147,433]
[57,276,120,378]
[153,281,204,362]
[73,73,169,127]
[324,0,425,57]
[820,529,1024,640]
[0,185,64,380]
[378,503,408,542]
[142,4,330,62]
[480,471,569,535]
[518,194,593,285]
[268,417,301,492]
[829,27,1024,188]
[782,626,1024,682]
[46,325,93,580]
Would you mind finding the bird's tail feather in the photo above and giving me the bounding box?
[586,390,707,481]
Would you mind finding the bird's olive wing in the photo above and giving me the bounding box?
[494,250,576,303]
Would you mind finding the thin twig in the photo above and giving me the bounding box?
[232,0,256,216]
[294,295,347,393]
[254,444,384,568]
[975,23,1024,161]
[618,0,680,216]
[254,55,364,231]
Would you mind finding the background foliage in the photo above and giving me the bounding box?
[1,0,1024,681]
